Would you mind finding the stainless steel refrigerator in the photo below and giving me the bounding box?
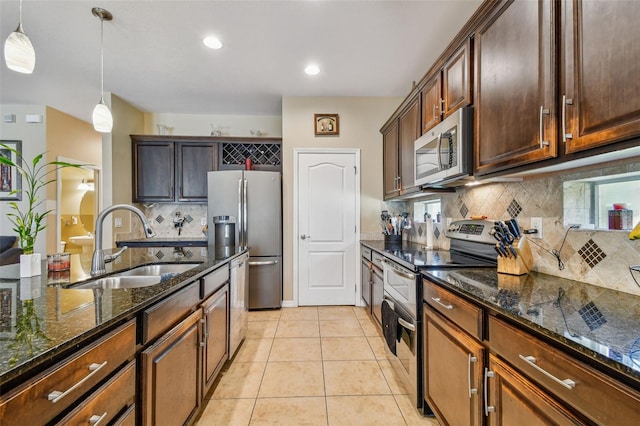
[207,170,282,309]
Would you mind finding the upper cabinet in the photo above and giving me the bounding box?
[562,0,640,154]
[399,96,421,196]
[132,136,217,203]
[421,41,472,134]
[382,120,400,199]
[474,0,557,175]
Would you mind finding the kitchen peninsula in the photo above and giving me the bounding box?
[0,246,247,425]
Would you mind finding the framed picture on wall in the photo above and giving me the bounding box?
[314,114,339,136]
[0,140,22,201]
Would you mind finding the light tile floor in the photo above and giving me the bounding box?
[195,306,440,426]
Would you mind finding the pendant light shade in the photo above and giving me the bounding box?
[4,0,36,74]
[92,7,113,133]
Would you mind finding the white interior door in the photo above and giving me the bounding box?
[297,150,358,306]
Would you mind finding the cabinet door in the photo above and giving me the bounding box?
[133,140,175,202]
[474,0,557,175]
[424,307,483,426]
[176,142,217,202]
[486,354,584,426]
[141,309,202,426]
[399,97,421,195]
[382,121,400,199]
[443,41,472,118]
[563,0,640,154]
[421,74,442,133]
[361,260,371,308]
[202,284,229,395]
[371,267,383,327]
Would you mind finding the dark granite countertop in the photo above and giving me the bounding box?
[426,269,640,386]
[0,246,246,389]
[116,237,208,247]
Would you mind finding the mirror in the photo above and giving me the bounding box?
[56,158,101,254]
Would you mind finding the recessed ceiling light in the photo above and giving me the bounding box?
[305,64,320,75]
[203,36,223,50]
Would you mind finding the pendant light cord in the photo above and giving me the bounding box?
[100,15,105,100]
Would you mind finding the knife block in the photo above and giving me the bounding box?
[497,236,533,276]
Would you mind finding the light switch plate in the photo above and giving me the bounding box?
[201,218,207,226]
[114,217,123,228]
[3,114,16,123]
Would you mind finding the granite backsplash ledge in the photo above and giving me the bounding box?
[383,160,640,296]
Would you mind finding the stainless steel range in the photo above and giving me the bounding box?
[380,219,498,415]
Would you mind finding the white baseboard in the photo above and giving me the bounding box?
[281,300,298,308]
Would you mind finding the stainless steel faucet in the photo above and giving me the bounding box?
[91,204,156,275]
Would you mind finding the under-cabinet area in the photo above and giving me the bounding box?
[0,247,247,425]
[422,270,640,426]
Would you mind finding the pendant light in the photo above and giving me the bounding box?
[91,7,113,133]
[4,0,36,74]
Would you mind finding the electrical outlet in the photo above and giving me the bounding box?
[201,248,207,256]
[114,217,123,228]
[530,217,543,239]
[201,217,207,226]
[446,217,452,226]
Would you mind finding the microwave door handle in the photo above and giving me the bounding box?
[437,132,443,170]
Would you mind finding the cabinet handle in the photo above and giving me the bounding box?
[484,368,495,416]
[539,106,550,148]
[562,95,573,142]
[518,354,576,389]
[89,412,108,425]
[433,104,438,121]
[201,317,208,347]
[468,354,478,398]
[431,297,453,310]
[48,361,108,403]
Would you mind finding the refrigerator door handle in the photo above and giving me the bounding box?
[237,177,243,248]
[243,177,248,249]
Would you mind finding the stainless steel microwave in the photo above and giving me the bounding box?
[414,107,473,187]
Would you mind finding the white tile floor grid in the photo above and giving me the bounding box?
[195,306,440,426]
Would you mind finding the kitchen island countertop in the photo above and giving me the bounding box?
[0,245,245,389]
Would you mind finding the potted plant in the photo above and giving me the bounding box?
[0,143,81,276]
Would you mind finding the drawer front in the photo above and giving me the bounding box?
[55,360,136,425]
[423,279,482,340]
[371,252,385,270]
[201,265,229,299]
[113,404,136,426]
[143,282,200,344]
[489,315,640,425]
[0,320,136,426]
[361,246,372,261]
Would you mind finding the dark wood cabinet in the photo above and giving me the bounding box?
[371,252,384,327]
[141,309,202,426]
[132,136,217,203]
[474,0,557,175]
[399,97,421,196]
[382,121,400,199]
[201,284,229,396]
[423,301,483,426]
[421,41,472,135]
[485,354,583,426]
[562,0,640,154]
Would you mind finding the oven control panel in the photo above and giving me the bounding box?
[446,219,496,244]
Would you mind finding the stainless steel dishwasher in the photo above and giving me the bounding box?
[229,252,249,357]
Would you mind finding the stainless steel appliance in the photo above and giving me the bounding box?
[207,170,282,309]
[414,106,473,188]
[380,219,499,415]
[229,252,248,356]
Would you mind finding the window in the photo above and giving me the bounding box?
[563,171,640,230]
[413,199,441,223]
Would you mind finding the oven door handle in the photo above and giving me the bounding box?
[398,317,416,332]
[383,260,417,280]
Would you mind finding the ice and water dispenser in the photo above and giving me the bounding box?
[213,215,235,258]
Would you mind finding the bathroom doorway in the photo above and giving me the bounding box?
[56,158,101,254]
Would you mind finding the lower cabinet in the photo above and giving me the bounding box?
[202,283,229,396]
[141,309,202,426]
[371,263,383,327]
[424,305,484,426]
[485,354,582,425]
[361,256,372,309]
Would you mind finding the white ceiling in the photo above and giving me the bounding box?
[0,0,483,123]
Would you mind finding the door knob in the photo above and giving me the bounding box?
[300,234,310,240]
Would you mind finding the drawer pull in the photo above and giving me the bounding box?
[89,412,107,425]
[468,354,478,398]
[519,355,576,389]
[48,361,108,403]
[431,297,453,310]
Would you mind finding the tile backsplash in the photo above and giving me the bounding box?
[116,204,208,240]
[382,160,640,296]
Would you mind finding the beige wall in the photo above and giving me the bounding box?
[144,112,282,137]
[281,96,402,303]
[45,106,102,253]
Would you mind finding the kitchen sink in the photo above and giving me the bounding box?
[67,263,201,290]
